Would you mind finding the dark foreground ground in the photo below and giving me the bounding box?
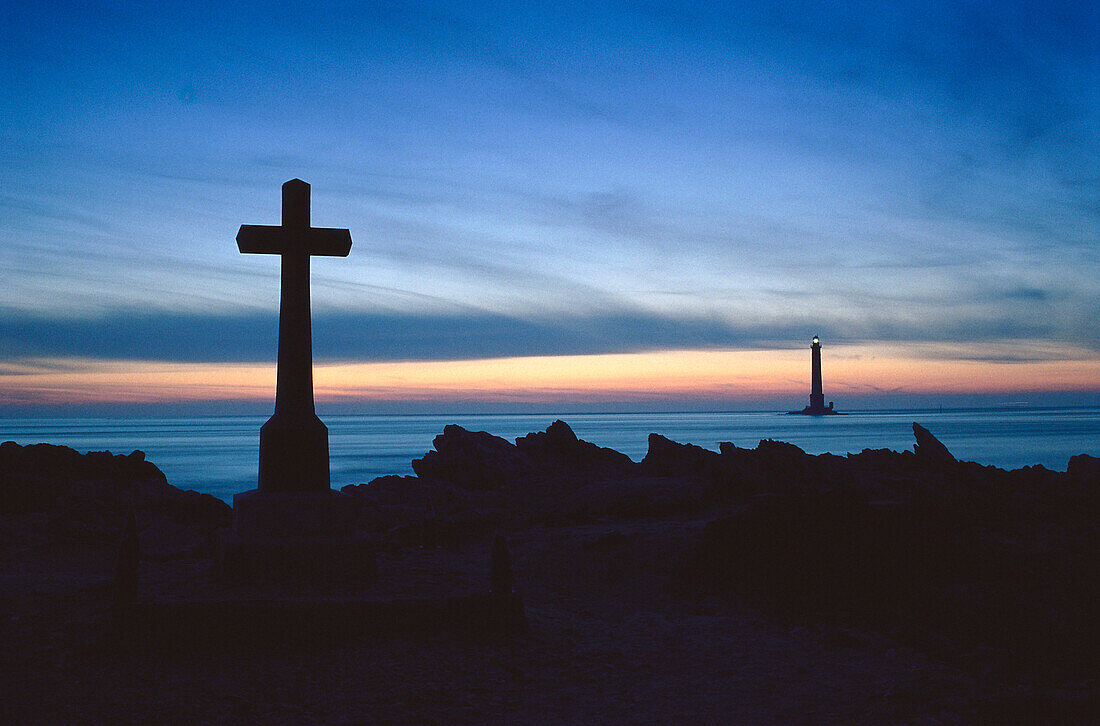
[1,423,1097,724]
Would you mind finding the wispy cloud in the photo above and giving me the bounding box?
[1,299,1095,366]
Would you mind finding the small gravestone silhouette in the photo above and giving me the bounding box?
[223,180,369,581]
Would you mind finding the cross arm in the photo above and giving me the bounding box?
[237,225,353,257]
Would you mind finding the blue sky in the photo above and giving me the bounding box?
[1,1,1097,407]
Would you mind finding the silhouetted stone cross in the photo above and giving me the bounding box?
[237,179,351,492]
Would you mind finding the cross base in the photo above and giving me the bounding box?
[258,412,330,492]
[219,489,374,583]
[233,488,354,539]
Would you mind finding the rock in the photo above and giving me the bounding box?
[754,438,810,460]
[0,441,230,545]
[412,425,537,490]
[410,420,635,492]
[1067,454,1100,484]
[912,423,957,465]
[515,420,635,476]
[754,439,841,491]
[342,475,422,505]
[640,434,724,480]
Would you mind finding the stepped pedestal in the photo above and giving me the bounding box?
[219,180,372,583]
[220,489,373,583]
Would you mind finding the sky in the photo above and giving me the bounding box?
[1,1,1098,413]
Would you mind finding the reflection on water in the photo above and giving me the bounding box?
[2,408,1097,503]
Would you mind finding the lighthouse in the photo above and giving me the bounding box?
[788,335,840,415]
[810,335,825,412]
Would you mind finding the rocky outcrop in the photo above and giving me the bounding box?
[680,426,1100,682]
[412,425,537,490]
[411,420,637,492]
[515,419,635,476]
[368,420,1100,530]
[368,421,643,530]
[1067,453,1100,484]
[392,419,1100,685]
[640,434,723,480]
[372,418,1100,678]
[0,441,230,553]
[912,422,957,465]
[1,442,164,513]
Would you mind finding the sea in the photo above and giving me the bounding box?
[1,408,1098,503]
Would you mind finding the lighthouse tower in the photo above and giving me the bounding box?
[788,335,839,415]
[809,335,826,412]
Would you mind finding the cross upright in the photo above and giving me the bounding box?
[237,179,352,492]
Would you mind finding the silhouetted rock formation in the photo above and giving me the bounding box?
[678,426,1099,683]
[641,433,724,480]
[409,419,636,494]
[412,425,539,490]
[387,420,648,532]
[351,420,1100,684]
[0,442,230,554]
[1067,453,1100,484]
[912,421,957,465]
[2,442,162,512]
[349,419,1098,535]
[515,419,634,475]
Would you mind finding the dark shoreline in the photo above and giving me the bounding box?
[2,421,1098,723]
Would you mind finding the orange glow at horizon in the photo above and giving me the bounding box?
[1,343,1097,407]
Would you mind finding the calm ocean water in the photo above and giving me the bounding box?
[1,408,1097,503]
